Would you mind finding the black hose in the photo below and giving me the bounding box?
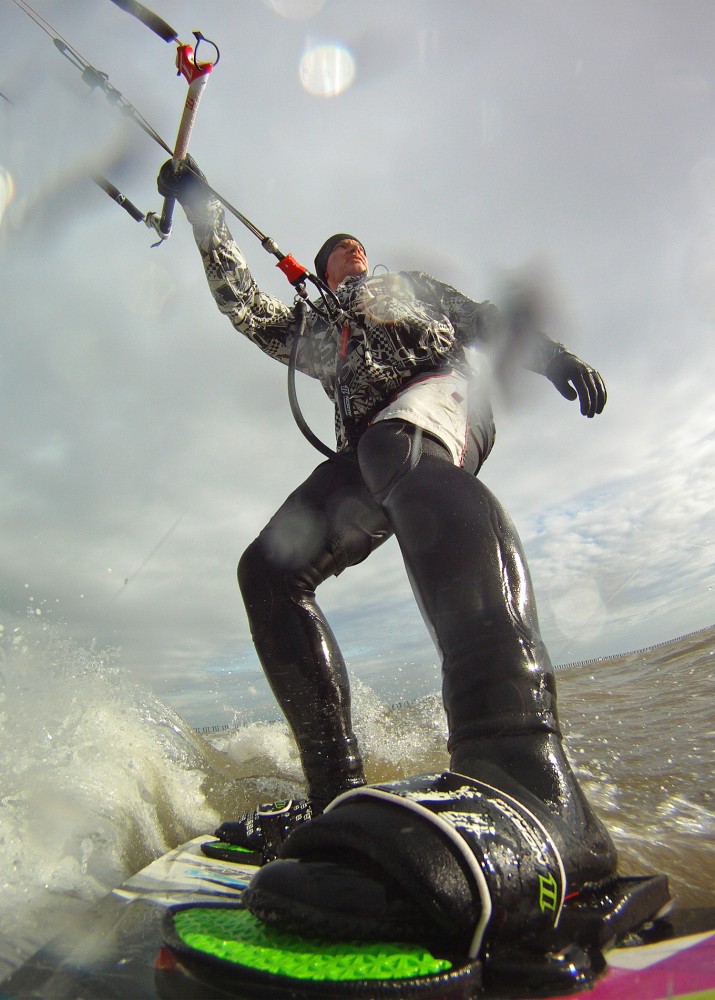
[288,300,335,459]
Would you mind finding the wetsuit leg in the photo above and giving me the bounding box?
[238,451,392,813]
[357,420,616,883]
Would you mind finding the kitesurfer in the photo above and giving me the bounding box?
[157,161,616,889]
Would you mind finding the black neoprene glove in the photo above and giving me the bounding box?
[543,349,607,418]
[157,156,211,221]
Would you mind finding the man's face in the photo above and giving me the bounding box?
[325,239,368,290]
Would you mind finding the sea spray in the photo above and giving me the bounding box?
[0,623,234,978]
[207,677,450,804]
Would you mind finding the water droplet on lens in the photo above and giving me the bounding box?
[300,44,356,98]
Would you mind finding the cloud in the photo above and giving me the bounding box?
[2,0,713,726]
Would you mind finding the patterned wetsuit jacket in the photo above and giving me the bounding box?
[191,202,561,453]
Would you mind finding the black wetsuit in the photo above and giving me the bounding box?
[181,195,615,883]
[237,418,615,886]
[239,418,558,809]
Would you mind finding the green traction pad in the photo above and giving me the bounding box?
[168,906,453,982]
[200,839,263,865]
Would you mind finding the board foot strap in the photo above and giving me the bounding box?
[160,772,672,998]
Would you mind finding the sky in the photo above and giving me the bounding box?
[1,0,713,726]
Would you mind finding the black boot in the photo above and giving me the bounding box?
[300,734,366,814]
[450,731,616,886]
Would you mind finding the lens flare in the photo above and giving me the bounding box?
[300,44,356,98]
[0,167,16,227]
[549,577,606,645]
[263,0,326,17]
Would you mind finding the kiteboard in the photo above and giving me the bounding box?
[1,835,714,999]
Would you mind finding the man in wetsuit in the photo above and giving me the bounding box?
[158,162,616,889]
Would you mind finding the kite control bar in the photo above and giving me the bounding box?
[92,175,146,223]
[11,0,334,456]
[108,0,178,42]
[106,1,220,242]
[13,0,310,282]
[104,3,330,453]
[150,32,219,242]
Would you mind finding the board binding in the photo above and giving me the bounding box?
[159,872,671,999]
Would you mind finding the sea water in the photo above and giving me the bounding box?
[0,622,712,982]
